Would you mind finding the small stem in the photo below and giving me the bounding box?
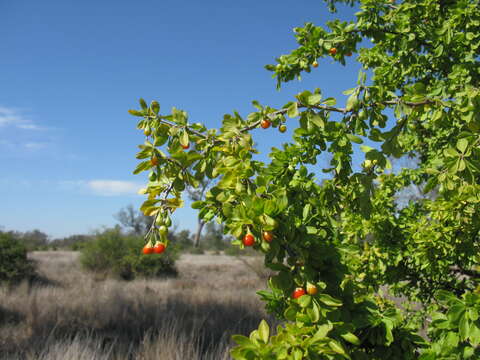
[144,182,175,240]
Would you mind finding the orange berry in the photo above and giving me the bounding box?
[153,242,166,254]
[260,119,271,129]
[262,231,274,243]
[150,157,159,166]
[142,244,154,255]
[243,233,255,246]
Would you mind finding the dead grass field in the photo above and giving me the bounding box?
[0,251,274,359]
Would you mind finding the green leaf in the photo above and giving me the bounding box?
[128,109,144,117]
[307,302,320,322]
[318,294,342,307]
[309,114,325,128]
[180,130,189,147]
[258,320,270,343]
[312,323,333,341]
[346,93,359,111]
[298,294,312,308]
[303,204,311,220]
[459,315,471,341]
[139,98,148,110]
[323,97,336,106]
[287,103,299,118]
[341,332,361,345]
[232,335,256,348]
[284,306,297,321]
[456,138,469,153]
[307,94,322,105]
[150,101,160,114]
[346,134,363,144]
[360,145,374,153]
[133,161,151,174]
[191,201,203,209]
[329,340,346,355]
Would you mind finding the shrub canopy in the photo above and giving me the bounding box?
[130,0,480,358]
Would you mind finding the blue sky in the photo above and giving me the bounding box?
[0,0,362,238]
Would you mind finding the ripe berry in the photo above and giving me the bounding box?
[346,52,352,57]
[260,119,271,129]
[181,143,190,150]
[262,231,274,243]
[150,157,159,166]
[306,283,318,295]
[329,47,337,55]
[279,125,287,133]
[142,243,154,255]
[312,61,319,68]
[153,242,166,254]
[292,287,306,299]
[243,233,255,246]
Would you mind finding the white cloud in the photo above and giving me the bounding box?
[60,179,143,196]
[24,142,50,150]
[0,106,40,130]
[87,180,142,196]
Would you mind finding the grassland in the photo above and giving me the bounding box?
[0,251,273,359]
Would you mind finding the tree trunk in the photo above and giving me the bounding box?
[193,219,205,248]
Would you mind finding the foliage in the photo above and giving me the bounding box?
[115,204,153,235]
[130,0,480,358]
[80,228,177,280]
[50,234,92,250]
[0,232,35,284]
[202,222,228,251]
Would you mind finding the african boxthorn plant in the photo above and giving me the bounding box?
[130,0,480,358]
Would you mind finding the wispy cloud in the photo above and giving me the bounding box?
[0,106,40,130]
[60,180,143,196]
[24,142,49,150]
[87,180,142,196]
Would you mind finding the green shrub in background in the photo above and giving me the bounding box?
[80,228,177,280]
[0,232,35,284]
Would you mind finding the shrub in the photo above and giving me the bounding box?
[188,246,205,255]
[80,229,177,280]
[0,232,35,284]
[130,0,480,357]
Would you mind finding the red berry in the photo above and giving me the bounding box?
[260,119,271,129]
[329,47,337,55]
[262,231,274,243]
[142,244,154,255]
[153,242,166,254]
[312,61,319,68]
[181,143,190,150]
[292,287,306,299]
[243,233,255,246]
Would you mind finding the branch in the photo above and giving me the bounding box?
[450,266,480,279]
[144,182,175,240]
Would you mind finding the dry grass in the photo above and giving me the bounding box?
[0,251,273,359]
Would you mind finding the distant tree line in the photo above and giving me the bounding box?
[0,204,236,254]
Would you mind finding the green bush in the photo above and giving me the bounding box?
[80,228,178,280]
[0,232,35,284]
[188,246,205,255]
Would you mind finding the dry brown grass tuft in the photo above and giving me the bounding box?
[0,251,273,359]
